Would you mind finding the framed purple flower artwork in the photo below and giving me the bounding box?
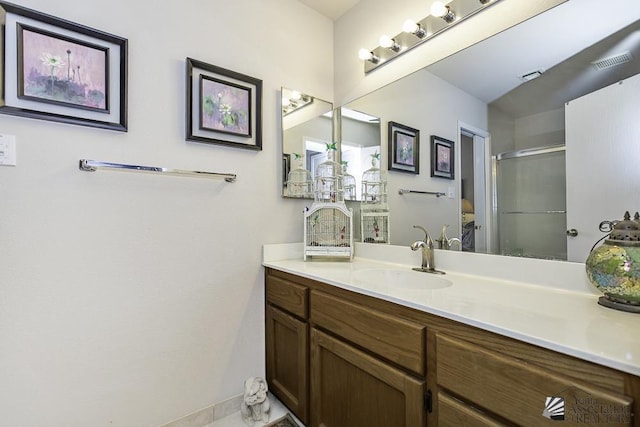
[186,58,262,150]
[431,135,455,179]
[0,1,128,131]
[388,121,420,174]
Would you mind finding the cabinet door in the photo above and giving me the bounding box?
[435,333,633,426]
[310,328,425,427]
[266,304,308,424]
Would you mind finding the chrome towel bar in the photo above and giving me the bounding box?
[78,159,237,182]
[398,188,445,197]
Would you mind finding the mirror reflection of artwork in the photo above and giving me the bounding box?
[388,121,419,174]
[430,135,454,180]
[200,75,251,136]
[18,25,108,111]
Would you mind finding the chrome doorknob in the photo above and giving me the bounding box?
[566,229,578,237]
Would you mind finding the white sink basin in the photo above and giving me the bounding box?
[352,268,453,292]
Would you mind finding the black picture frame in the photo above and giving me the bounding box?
[0,1,128,131]
[186,57,262,150]
[282,153,291,188]
[431,135,455,179]
[388,121,419,174]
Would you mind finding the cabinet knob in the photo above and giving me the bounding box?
[566,229,578,237]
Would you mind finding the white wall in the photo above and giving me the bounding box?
[514,108,565,150]
[0,0,333,425]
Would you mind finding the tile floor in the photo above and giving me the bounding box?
[211,396,303,427]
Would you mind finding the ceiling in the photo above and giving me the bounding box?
[426,0,640,118]
[297,0,360,20]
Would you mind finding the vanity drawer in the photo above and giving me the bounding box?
[266,274,308,320]
[310,290,425,375]
[435,333,633,426]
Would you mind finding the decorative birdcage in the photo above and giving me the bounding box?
[360,151,390,244]
[286,153,313,198]
[342,161,357,201]
[303,143,354,260]
[361,207,390,244]
[314,144,344,203]
[361,152,388,209]
[304,202,353,260]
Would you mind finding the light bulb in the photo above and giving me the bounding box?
[430,1,447,17]
[359,48,373,60]
[291,91,301,100]
[379,35,393,48]
[403,19,426,38]
[358,48,380,63]
[403,19,418,33]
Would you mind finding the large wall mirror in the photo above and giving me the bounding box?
[336,0,640,262]
[281,87,382,202]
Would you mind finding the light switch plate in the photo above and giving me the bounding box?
[447,186,455,199]
[0,134,16,166]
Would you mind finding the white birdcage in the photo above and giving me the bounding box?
[286,153,313,198]
[304,203,353,260]
[361,153,388,209]
[360,152,390,243]
[342,162,357,201]
[314,148,344,203]
[361,206,390,244]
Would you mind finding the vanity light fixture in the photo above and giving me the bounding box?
[358,0,502,73]
[282,89,314,116]
[379,35,401,52]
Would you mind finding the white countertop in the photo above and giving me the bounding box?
[263,243,640,376]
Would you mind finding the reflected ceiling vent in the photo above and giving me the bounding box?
[592,51,633,71]
[520,70,544,82]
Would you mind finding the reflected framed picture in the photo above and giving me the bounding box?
[186,57,262,150]
[0,1,128,131]
[282,153,291,188]
[388,121,419,174]
[431,135,455,179]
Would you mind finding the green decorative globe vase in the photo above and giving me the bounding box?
[585,211,640,313]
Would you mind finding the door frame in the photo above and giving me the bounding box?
[457,121,492,253]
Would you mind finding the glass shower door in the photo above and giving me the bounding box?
[494,145,567,260]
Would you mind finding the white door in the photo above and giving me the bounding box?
[458,123,491,253]
[473,134,488,252]
[566,74,640,263]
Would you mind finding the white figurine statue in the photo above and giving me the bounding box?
[240,377,271,426]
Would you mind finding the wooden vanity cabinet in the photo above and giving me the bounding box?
[310,290,426,427]
[310,327,425,427]
[265,272,309,424]
[265,268,640,427]
[426,320,639,427]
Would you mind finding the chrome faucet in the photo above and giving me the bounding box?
[410,225,445,274]
[436,224,461,250]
